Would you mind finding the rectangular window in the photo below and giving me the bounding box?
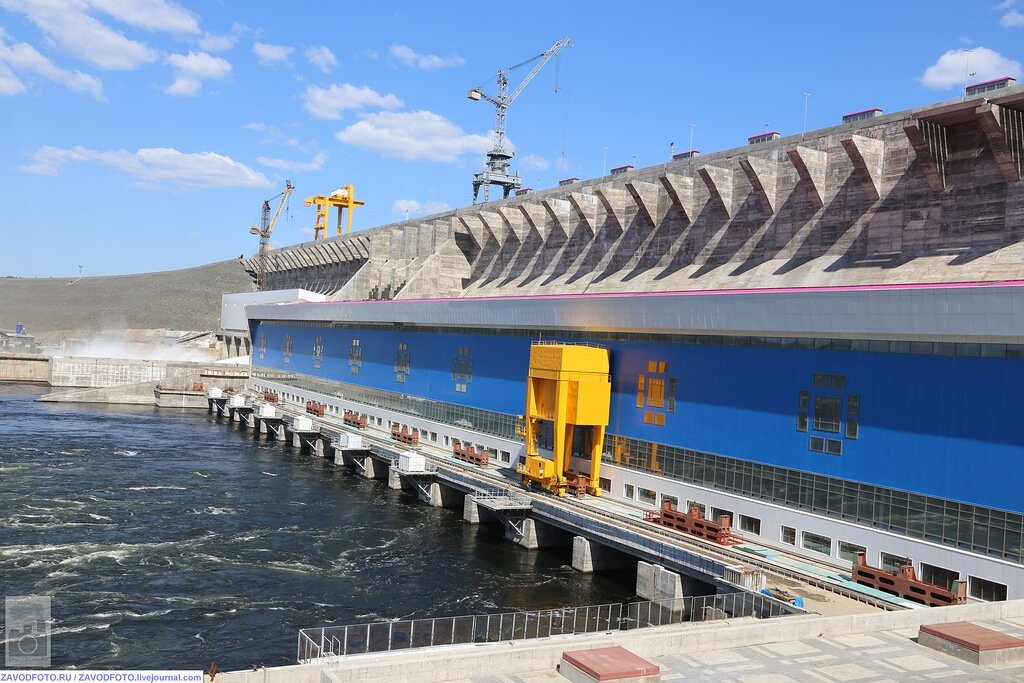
[711,507,734,524]
[880,552,905,574]
[845,419,859,439]
[830,374,846,390]
[624,483,635,500]
[430,432,438,443]
[667,379,677,412]
[781,526,796,545]
[813,373,829,388]
[809,436,825,452]
[825,438,843,456]
[798,389,810,410]
[647,378,665,408]
[814,395,842,433]
[658,361,667,373]
[636,375,645,408]
[598,477,611,493]
[920,563,959,591]
[661,494,678,510]
[647,360,657,373]
[638,487,657,506]
[848,394,860,416]
[969,576,1007,602]
[687,500,706,518]
[797,413,808,432]
[739,515,761,535]
[802,531,832,556]
[499,450,510,463]
[838,541,866,563]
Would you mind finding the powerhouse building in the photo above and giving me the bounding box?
[240,81,1024,602]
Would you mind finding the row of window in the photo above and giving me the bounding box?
[256,366,1024,566]
[618,478,1008,602]
[605,433,1024,564]
[253,382,513,465]
[258,320,1024,360]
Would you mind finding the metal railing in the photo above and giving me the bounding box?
[296,591,793,663]
[470,488,532,510]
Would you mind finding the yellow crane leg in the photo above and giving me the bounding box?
[588,424,605,496]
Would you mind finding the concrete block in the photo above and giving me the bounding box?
[697,165,733,217]
[739,155,778,213]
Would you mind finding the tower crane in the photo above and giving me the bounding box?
[249,180,293,291]
[468,37,571,203]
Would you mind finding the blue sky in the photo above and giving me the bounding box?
[1,0,1022,277]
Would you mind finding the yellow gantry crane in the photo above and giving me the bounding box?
[518,342,611,497]
[304,185,365,240]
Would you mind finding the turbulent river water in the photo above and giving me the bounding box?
[0,383,635,670]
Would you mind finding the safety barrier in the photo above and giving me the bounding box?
[296,591,793,663]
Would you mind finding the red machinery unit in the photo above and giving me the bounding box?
[390,424,419,446]
[452,439,490,467]
[852,553,967,607]
[644,501,744,546]
[343,410,367,429]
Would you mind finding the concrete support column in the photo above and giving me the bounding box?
[291,432,302,449]
[419,482,461,508]
[272,424,286,442]
[570,536,628,574]
[311,438,324,458]
[333,449,346,466]
[636,561,684,607]
[463,495,481,523]
[258,418,268,435]
[359,456,384,479]
[387,468,404,490]
[231,409,241,423]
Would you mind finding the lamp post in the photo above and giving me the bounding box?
[802,92,811,139]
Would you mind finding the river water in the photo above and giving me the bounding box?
[0,383,635,670]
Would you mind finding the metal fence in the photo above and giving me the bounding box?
[296,591,793,663]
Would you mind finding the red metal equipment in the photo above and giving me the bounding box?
[452,439,490,467]
[263,390,279,403]
[343,410,367,429]
[852,553,967,607]
[644,501,744,546]
[390,424,419,446]
[305,400,325,417]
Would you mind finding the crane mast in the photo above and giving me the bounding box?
[249,180,293,291]
[468,37,571,203]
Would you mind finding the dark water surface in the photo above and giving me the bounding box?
[0,383,634,669]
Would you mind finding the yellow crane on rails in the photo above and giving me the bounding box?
[249,180,294,291]
[304,185,365,240]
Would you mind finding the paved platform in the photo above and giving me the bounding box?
[450,615,1024,683]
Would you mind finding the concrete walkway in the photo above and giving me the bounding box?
[451,615,1024,682]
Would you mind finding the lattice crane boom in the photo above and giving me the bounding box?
[249,180,293,291]
[468,37,571,203]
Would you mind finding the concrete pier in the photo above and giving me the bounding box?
[571,536,631,574]
[505,517,571,550]
[419,481,463,508]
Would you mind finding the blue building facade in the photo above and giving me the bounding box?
[247,285,1024,601]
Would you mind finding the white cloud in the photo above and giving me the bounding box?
[163,50,231,96]
[995,0,1017,10]
[20,145,271,189]
[363,48,380,60]
[337,110,491,163]
[520,153,549,171]
[0,62,25,95]
[256,152,326,172]
[0,35,104,99]
[392,199,420,215]
[301,82,402,119]
[86,0,199,34]
[0,0,199,70]
[389,43,464,70]
[920,47,1022,88]
[304,45,337,73]
[253,41,293,65]
[199,24,250,52]
[244,122,300,147]
[1002,10,1024,25]
[391,197,452,216]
